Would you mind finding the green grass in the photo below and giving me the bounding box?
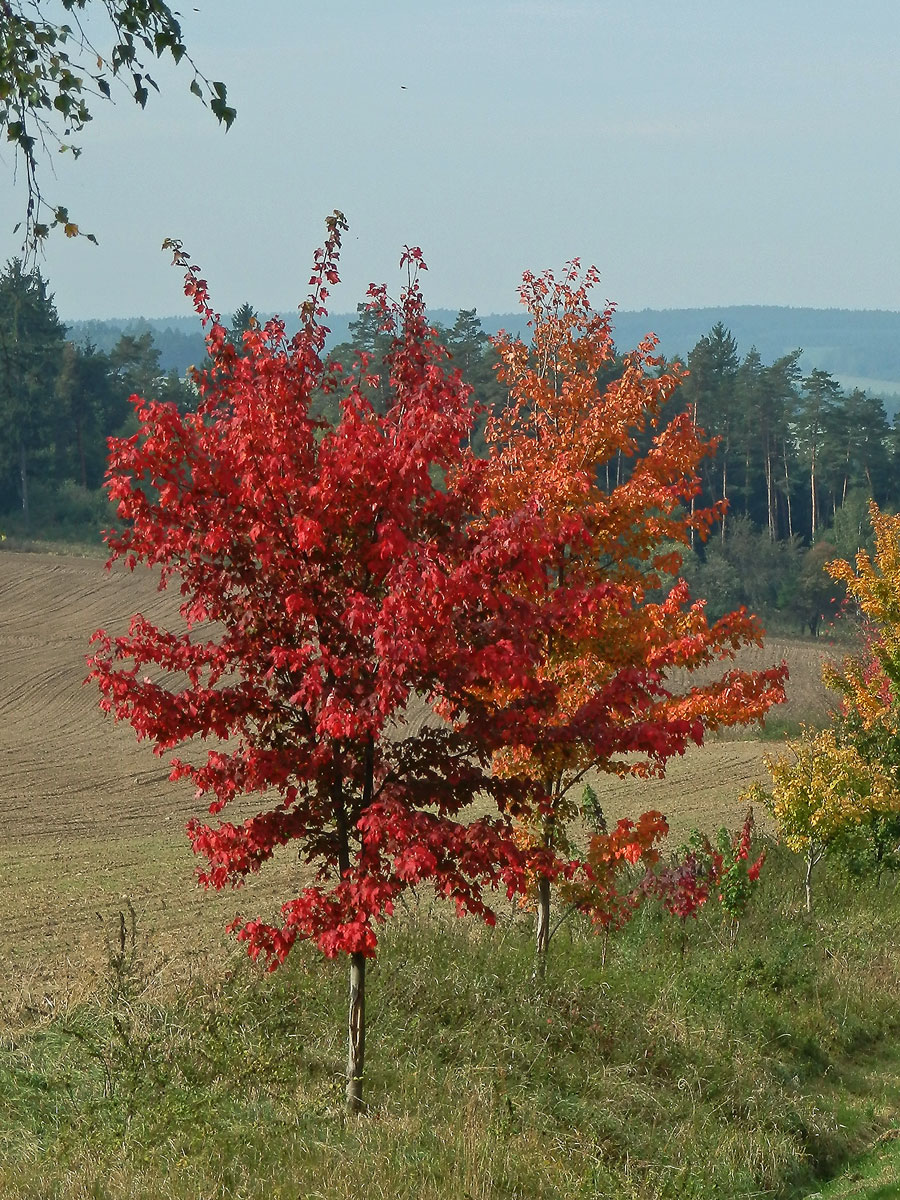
[815,1140,900,1198]
[0,533,106,557]
[758,714,812,742]
[811,1130,900,1198]
[0,844,899,1199]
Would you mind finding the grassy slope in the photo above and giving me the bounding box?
[1,545,894,1197]
[1,845,899,1200]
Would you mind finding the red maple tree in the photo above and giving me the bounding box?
[89,213,554,1112]
[477,261,787,961]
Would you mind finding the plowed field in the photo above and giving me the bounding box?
[0,549,846,999]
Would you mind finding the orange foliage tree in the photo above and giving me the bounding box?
[478,261,787,961]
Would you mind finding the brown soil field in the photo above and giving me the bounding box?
[0,548,849,1001]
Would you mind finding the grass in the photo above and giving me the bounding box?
[0,533,106,558]
[1,843,899,1199]
[815,1136,900,1198]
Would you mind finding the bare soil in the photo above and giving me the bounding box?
[0,549,847,997]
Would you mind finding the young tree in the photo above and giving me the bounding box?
[756,503,900,908]
[824,502,900,871]
[786,540,844,637]
[753,729,899,912]
[89,214,553,1113]
[479,262,787,965]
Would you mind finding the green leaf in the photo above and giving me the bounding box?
[210,98,236,129]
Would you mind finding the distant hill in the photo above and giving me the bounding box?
[65,305,900,409]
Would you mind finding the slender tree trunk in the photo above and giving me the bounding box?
[689,402,698,549]
[535,875,551,959]
[18,440,29,529]
[765,445,775,540]
[782,441,794,540]
[805,843,814,914]
[334,745,371,1115]
[346,951,366,1114]
[533,801,556,984]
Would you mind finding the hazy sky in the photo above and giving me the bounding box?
[3,0,900,322]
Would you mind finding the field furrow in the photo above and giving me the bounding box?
[0,548,841,995]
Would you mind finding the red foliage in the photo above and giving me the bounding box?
[88,213,558,966]
[567,811,670,930]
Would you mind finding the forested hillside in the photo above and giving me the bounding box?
[5,259,898,633]
[65,304,900,404]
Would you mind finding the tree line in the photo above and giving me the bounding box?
[1,257,897,635]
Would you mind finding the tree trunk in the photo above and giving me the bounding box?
[689,401,698,549]
[782,441,793,540]
[534,874,551,984]
[805,843,814,914]
[18,440,29,529]
[77,414,88,490]
[765,445,775,540]
[346,951,366,1114]
[535,874,551,957]
[334,744,371,1115]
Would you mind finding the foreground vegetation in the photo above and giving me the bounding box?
[1,842,898,1200]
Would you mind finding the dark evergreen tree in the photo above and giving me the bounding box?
[765,351,803,541]
[796,369,843,541]
[228,302,259,349]
[681,323,739,538]
[0,259,66,523]
[53,341,125,489]
[445,309,508,455]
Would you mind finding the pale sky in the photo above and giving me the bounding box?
[3,0,900,322]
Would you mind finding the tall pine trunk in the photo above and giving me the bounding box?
[18,441,29,529]
[781,441,794,539]
[809,435,818,541]
[765,444,776,540]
